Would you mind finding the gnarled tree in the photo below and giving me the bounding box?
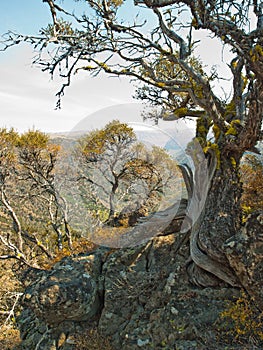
[77,120,181,226]
[1,1,262,289]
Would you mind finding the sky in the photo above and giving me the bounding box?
[0,44,138,132]
[0,0,143,133]
[0,0,234,134]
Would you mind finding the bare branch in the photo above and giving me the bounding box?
[152,7,190,59]
[0,187,23,252]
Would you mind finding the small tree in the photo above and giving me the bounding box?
[77,120,181,226]
[77,120,137,223]
[0,129,74,266]
[17,130,73,250]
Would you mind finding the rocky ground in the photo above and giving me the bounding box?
[13,220,263,350]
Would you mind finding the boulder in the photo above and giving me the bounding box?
[21,252,104,325]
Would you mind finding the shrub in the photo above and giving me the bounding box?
[218,290,263,346]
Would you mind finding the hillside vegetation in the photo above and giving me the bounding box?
[0,126,262,349]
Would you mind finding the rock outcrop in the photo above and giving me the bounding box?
[15,211,263,349]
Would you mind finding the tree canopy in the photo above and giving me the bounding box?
[1,1,262,147]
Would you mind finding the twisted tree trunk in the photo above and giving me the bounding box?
[187,162,242,287]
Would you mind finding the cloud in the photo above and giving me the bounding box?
[0,46,137,133]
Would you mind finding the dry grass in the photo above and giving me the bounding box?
[0,259,22,350]
[72,329,114,350]
[40,237,97,270]
[0,325,21,350]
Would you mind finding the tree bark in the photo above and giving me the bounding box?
[187,156,243,287]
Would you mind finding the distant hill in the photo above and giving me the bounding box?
[49,121,195,166]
